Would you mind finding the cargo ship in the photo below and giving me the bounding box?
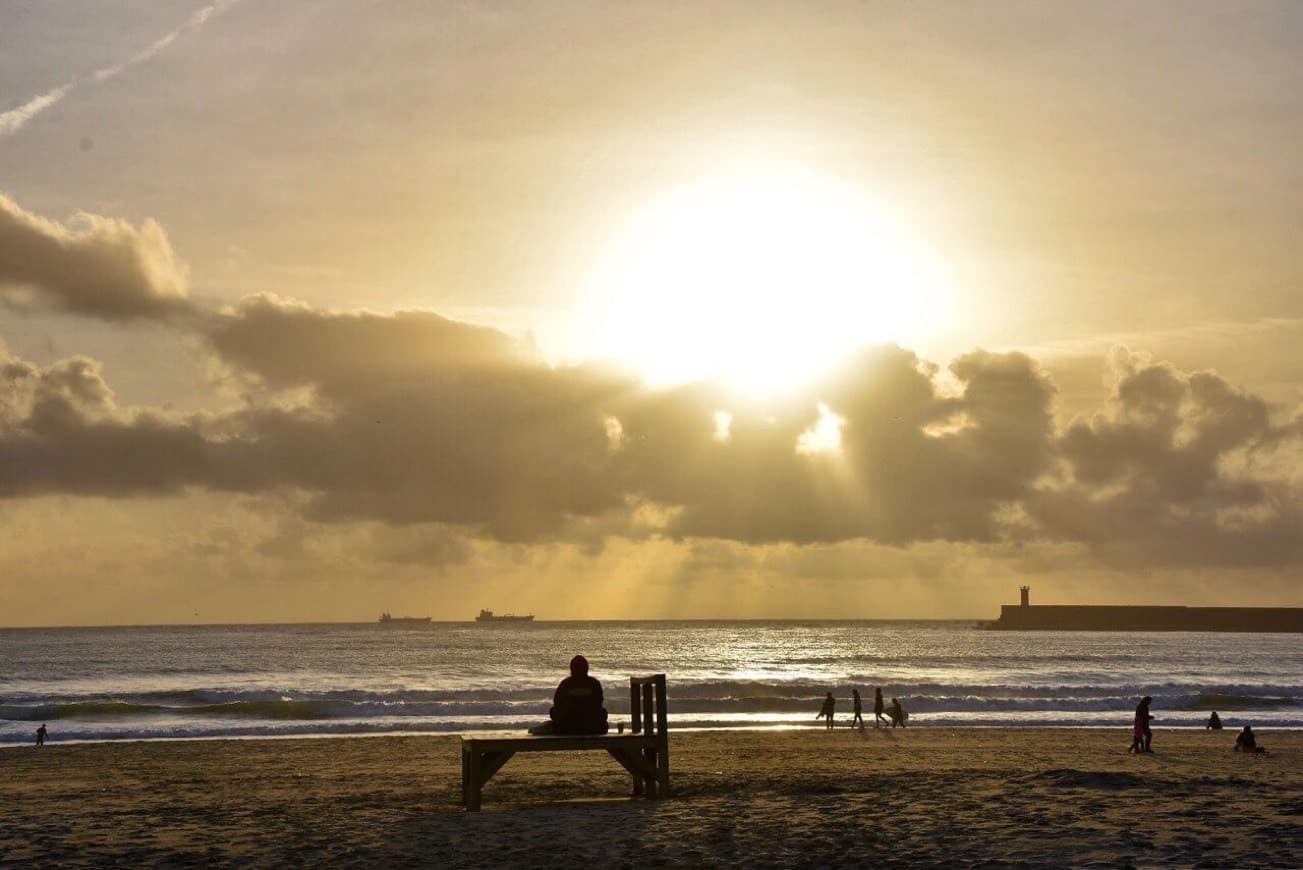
[982,587,1303,632]
[378,612,432,624]
[475,609,535,623]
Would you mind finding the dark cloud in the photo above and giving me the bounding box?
[210,369,631,539]
[0,306,636,538]
[1027,349,1303,567]
[0,354,209,497]
[204,294,541,397]
[612,346,1056,545]
[3,302,1302,568]
[0,193,193,322]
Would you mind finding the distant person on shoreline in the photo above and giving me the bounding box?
[528,655,608,735]
[816,692,836,730]
[1207,711,1223,730]
[874,687,887,728]
[1234,725,1266,754]
[35,723,47,747]
[888,697,907,728]
[1129,696,1154,753]
[851,689,865,729]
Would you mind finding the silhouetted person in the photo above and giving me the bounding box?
[35,723,47,747]
[874,687,887,728]
[528,655,608,735]
[816,692,835,730]
[1130,696,1154,753]
[1206,711,1223,730]
[1235,725,1265,754]
[851,689,864,729]
[888,697,907,728]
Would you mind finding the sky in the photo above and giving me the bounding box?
[1,1,1301,625]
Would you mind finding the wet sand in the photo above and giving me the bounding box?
[2,728,1300,867]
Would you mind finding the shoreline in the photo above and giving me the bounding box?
[4,728,1299,866]
[6,721,1302,751]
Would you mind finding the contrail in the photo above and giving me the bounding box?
[0,83,75,138]
[0,0,241,141]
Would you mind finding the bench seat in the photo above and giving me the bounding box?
[460,674,668,811]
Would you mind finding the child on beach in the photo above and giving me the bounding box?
[816,692,836,730]
[1234,725,1266,754]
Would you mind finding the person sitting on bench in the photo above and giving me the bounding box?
[528,654,609,735]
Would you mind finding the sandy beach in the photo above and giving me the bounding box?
[2,728,1299,867]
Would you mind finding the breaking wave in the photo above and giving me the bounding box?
[3,682,1300,744]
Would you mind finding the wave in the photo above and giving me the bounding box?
[2,682,1298,726]
[1186,692,1294,710]
[662,680,1303,701]
[0,697,544,723]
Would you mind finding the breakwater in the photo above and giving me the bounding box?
[985,604,1303,632]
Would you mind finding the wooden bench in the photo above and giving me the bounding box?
[461,673,669,811]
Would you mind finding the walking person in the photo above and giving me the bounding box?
[888,697,908,728]
[35,723,47,747]
[851,689,865,729]
[1129,696,1154,753]
[815,692,836,730]
[873,687,888,728]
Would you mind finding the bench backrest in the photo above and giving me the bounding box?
[629,674,668,737]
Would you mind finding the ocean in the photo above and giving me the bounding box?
[2,620,1300,745]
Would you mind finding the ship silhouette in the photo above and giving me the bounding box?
[378,612,432,624]
[475,609,534,623]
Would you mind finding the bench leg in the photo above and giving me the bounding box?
[465,748,483,811]
[607,747,661,797]
[464,749,515,812]
[644,746,659,799]
[657,739,670,797]
[461,745,469,806]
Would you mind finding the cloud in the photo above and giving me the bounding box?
[0,194,192,321]
[0,353,209,497]
[204,294,541,396]
[1026,348,1303,567]
[611,346,1056,545]
[3,296,1303,568]
[0,315,1066,549]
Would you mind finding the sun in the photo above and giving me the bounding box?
[585,162,950,395]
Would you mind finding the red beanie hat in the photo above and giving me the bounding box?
[570,655,589,676]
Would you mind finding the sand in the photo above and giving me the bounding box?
[2,728,1300,867]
